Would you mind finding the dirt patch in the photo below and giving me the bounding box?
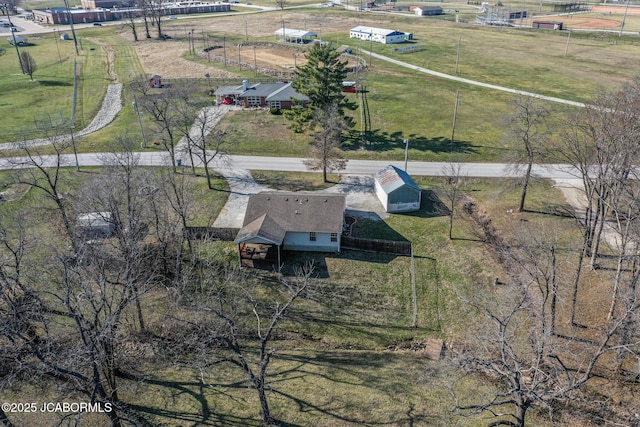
[124,11,367,78]
[593,5,640,15]
[133,38,238,79]
[561,16,621,29]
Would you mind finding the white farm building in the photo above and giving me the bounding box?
[374,165,422,213]
[349,26,407,44]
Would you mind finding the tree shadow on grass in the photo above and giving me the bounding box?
[117,371,258,426]
[267,351,441,426]
[343,129,478,155]
[524,202,575,218]
[37,80,72,87]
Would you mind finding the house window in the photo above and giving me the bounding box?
[246,96,260,106]
[270,101,281,110]
[330,233,337,242]
[309,232,316,242]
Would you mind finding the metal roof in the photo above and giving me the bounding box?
[373,165,421,194]
[274,28,318,38]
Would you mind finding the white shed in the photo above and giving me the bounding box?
[374,165,422,213]
[77,212,115,237]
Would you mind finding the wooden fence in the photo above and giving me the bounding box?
[185,227,239,241]
[341,236,412,256]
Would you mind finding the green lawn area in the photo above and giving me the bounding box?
[0,165,604,426]
[0,33,108,142]
[3,8,640,162]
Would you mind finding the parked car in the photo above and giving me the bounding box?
[222,97,234,105]
[10,26,18,32]
[93,22,102,26]
[169,15,177,19]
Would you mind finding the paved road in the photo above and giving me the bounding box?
[0,151,581,180]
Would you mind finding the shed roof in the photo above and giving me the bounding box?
[242,192,345,234]
[77,212,113,228]
[374,165,421,194]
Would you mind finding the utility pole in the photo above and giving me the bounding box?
[132,95,147,149]
[619,0,630,37]
[63,0,79,55]
[253,45,257,76]
[404,139,409,172]
[455,33,461,74]
[564,29,571,57]
[450,89,460,149]
[2,4,24,73]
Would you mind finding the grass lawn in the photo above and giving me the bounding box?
[3,8,640,162]
[0,166,614,426]
[0,34,108,143]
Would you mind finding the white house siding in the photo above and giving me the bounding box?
[283,231,341,252]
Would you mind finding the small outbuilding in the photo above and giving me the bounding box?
[532,21,563,30]
[374,165,422,213]
[414,6,443,16]
[77,212,115,238]
[149,75,162,88]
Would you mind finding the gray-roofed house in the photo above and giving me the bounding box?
[213,80,309,109]
[373,165,422,213]
[235,192,346,266]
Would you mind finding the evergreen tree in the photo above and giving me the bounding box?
[285,43,355,132]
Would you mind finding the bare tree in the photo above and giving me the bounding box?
[455,284,636,427]
[121,7,140,42]
[10,135,79,253]
[303,102,348,183]
[175,94,227,187]
[19,51,36,81]
[503,95,550,213]
[134,83,182,172]
[441,162,465,240]
[274,0,286,41]
[556,78,640,324]
[175,261,315,425]
[0,215,154,426]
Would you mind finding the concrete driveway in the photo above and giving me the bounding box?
[212,169,387,228]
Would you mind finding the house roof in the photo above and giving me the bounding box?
[242,192,346,235]
[235,213,287,245]
[213,81,309,102]
[265,83,309,102]
[374,165,421,194]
